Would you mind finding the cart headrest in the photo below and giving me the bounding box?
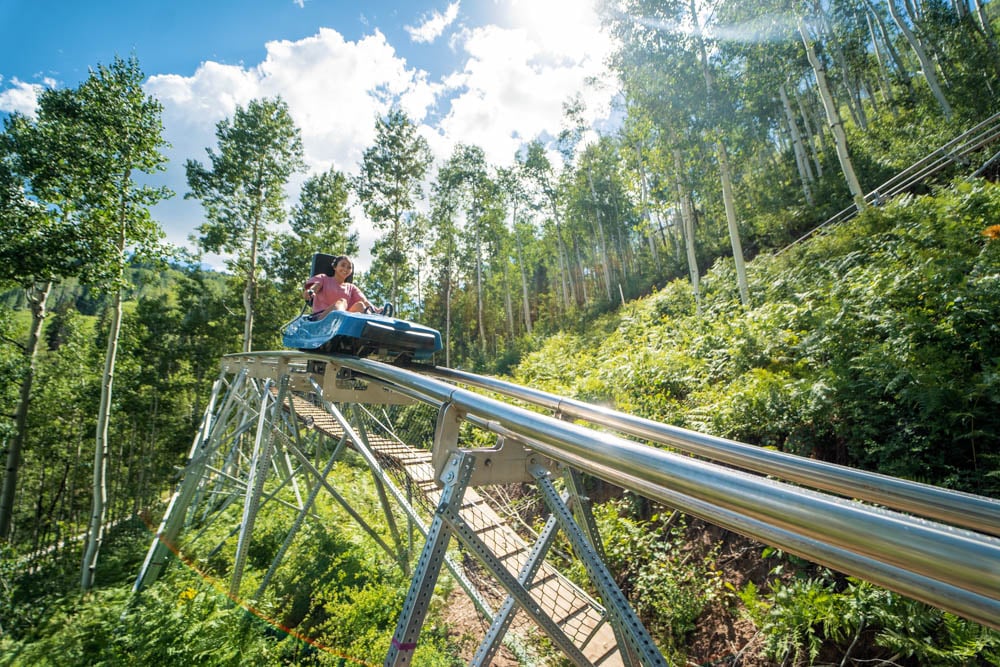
[311,252,338,277]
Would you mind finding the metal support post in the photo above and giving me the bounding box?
[386,451,474,666]
[531,463,667,665]
[133,371,230,592]
[230,376,284,598]
[282,437,397,557]
[565,468,640,666]
[352,404,409,574]
[255,445,341,598]
[472,512,561,665]
[445,487,594,664]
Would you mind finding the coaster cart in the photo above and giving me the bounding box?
[281,307,442,363]
[281,253,442,364]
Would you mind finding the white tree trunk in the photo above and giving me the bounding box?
[243,211,260,353]
[863,0,914,91]
[974,0,996,42]
[781,84,816,204]
[865,10,896,108]
[502,259,515,340]
[82,175,132,591]
[586,168,614,301]
[690,0,749,306]
[444,274,452,367]
[674,150,701,312]
[514,229,532,335]
[574,240,589,304]
[886,0,953,118]
[812,0,868,130]
[717,142,750,306]
[475,223,486,352]
[794,87,825,178]
[0,281,51,540]
[82,284,122,590]
[799,18,867,211]
[972,0,1000,74]
[548,196,573,312]
[634,145,661,268]
[555,230,571,311]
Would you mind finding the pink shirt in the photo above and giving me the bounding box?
[304,274,366,313]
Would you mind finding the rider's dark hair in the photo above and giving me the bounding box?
[330,255,354,283]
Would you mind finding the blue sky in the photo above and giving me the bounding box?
[0,0,618,269]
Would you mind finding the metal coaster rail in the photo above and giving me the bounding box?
[134,350,1000,667]
[328,353,1000,631]
[779,110,1000,254]
[419,364,1000,538]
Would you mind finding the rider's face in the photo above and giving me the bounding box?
[334,258,353,279]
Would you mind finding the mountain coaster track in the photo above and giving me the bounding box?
[133,351,1000,665]
[780,109,1000,254]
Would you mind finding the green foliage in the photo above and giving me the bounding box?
[0,305,20,426]
[513,179,1000,660]
[71,55,172,284]
[590,501,725,656]
[515,179,1000,494]
[0,580,298,667]
[316,581,406,663]
[268,167,360,317]
[187,97,304,258]
[739,572,857,665]
[871,596,1000,665]
[514,331,598,396]
[355,106,432,314]
[740,569,1000,666]
[186,96,305,351]
[0,257,239,554]
[4,13,1000,660]
[0,454,465,666]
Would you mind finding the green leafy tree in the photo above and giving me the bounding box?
[0,57,171,562]
[0,134,59,541]
[521,140,577,314]
[268,167,358,317]
[445,144,498,353]
[20,307,98,553]
[70,56,172,590]
[355,107,432,312]
[186,97,305,352]
[0,87,92,542]
[496,164,535,337]
[426,169,462,366]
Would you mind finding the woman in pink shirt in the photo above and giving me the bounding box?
[303,255,380,315]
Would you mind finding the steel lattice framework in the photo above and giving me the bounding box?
[135,351,1000,666]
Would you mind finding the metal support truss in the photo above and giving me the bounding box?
[389,433,665,665]
[136,349,1000,665]
[135,353,651,663]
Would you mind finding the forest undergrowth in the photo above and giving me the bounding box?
[509,179,1000,666]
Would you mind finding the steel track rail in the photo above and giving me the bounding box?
[418,364,1000,538]
[225,352,1000,631]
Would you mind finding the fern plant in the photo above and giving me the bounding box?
[740,568,1000,666]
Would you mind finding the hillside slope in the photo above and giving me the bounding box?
[508,179,1000,664]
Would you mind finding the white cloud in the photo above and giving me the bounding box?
[405,2,461,44]
[509,0,612,64]
[144,28,446,269]
[0,77,51,118]
[257,28,440,172]
[428,14,616,167]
